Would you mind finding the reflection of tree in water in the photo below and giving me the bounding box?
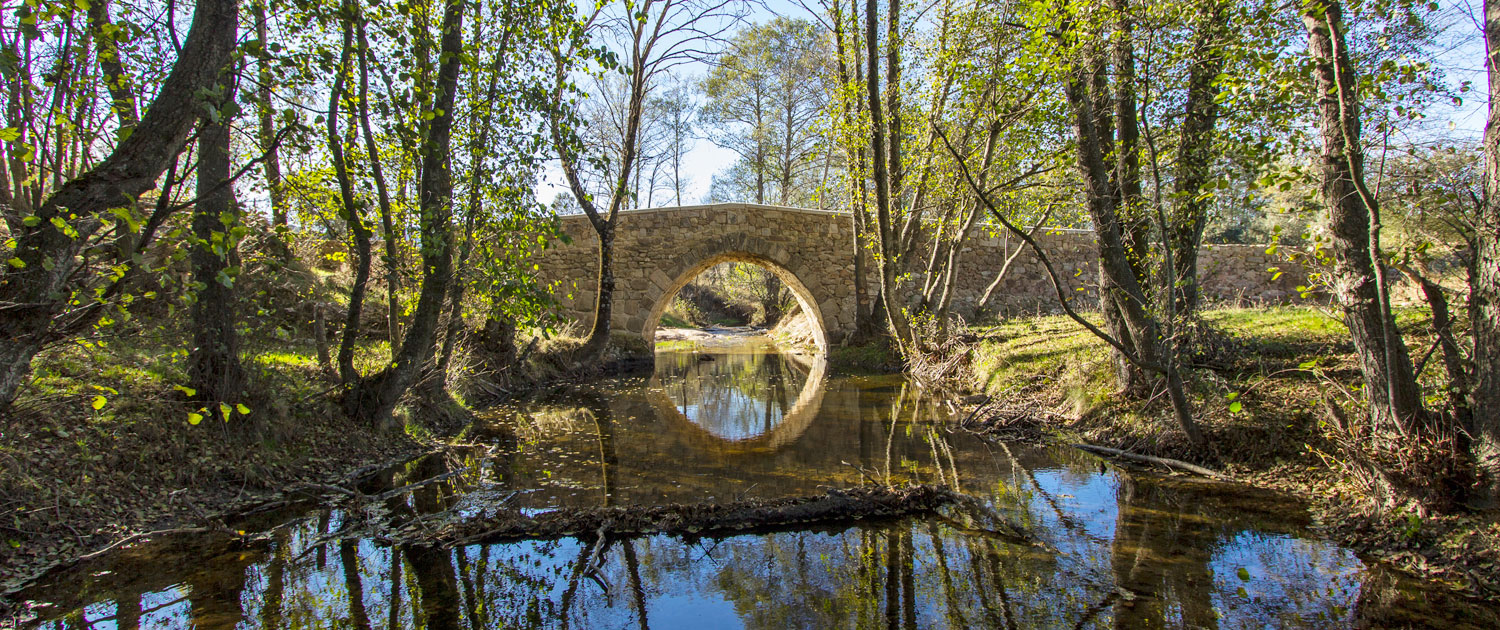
[655,346,808,441]
[24,379,1500,630]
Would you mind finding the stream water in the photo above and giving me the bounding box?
[14,335,1500,629]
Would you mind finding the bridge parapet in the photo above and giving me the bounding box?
[533,203,1311,350]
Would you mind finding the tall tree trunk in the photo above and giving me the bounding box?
[1304,0,1423,433]
[1105,0,1152,396]
[1472,0,1500,491]
[188,60,245,409]
[87,0,138,131]
[831,0,872,337]
[358,18,404,356]
[866,0,917,357]
[328,11,371,386]
[253,0,285,230]
[1169,2,1227,315]
[344,0,463,426]
[1062,47,1205,447]
[0,0,240,409]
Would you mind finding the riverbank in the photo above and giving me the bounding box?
[0,338,450,618]
[959,305,1500,601]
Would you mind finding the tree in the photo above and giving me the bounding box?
[1475,0,1500,496]
[548,0,745,360]
[187,47,247,410]
[0,0,242,408]
[343,0,466,425]
[701,17,829,206]
[654,80,698,206]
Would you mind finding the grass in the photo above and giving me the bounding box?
[659,312,692,328]
[963,304,1500,600]
[963,305,1401,471]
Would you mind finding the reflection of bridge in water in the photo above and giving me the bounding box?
[646,343,828,455]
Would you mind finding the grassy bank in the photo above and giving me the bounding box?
[0,336,445,609]
[962,305,1500,600]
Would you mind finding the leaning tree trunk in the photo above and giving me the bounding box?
[187,63,246,409]
[344,0,463,426]
[1304,0,1423,434]
[0,0,239,409]
[1473,0,1500,493]
[1063,50,1206,448]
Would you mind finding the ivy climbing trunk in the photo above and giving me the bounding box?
[1304,0,1423,434]
[1472,0,1500,491]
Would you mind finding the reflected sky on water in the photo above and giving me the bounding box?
[16,338,1500,629]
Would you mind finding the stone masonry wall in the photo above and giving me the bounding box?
[532,203,1309,347]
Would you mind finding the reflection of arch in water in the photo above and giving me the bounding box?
[647,351,828,456]
[641,234,831,352]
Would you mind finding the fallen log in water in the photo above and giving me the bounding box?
[388,485,980,548]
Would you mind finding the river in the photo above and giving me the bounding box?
[13,335,1500,628]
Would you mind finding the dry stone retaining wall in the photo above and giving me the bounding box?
[532,203,1309,347]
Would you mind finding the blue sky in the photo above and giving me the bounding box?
[535,0,1493,208]
[535,0,819,207]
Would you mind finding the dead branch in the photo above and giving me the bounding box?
[1072,443,1226,480]
[390,485,967,548]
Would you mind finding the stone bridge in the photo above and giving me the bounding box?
[532,203,1306,351]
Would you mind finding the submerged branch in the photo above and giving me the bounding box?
[388,485,986,548]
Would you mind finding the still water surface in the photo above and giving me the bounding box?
[16,336,1500,628]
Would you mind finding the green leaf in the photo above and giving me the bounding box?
[173,384,197,397]
[21,215,39,227]
[219,402,232,421]
[187,412,203,425]
[1229,401,1243,413]
[236,403,251,415]
[0,127,17,141]
[1237,567,1251,581]
[91,395,106,410]
[6,257,24,269]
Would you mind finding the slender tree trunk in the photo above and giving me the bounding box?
[344,0,463,426]
[832,0,872,337]
[188,60,245,408]
[358,19,404,355]
[253,0,285,230]
[328,11,371,386]
[0,0,239,409]
[1474,0,1500,495]
[1062,43,1204,447]
[1305,0,1423,433]
[1105,0,1153,396]
[87,0,138,130]
[1169,2,1227,315]
[866,0,917,357]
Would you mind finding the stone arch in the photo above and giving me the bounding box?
[640,232,831,352]
[645,353,828,456]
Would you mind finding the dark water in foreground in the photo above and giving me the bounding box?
[15,337,1500,629]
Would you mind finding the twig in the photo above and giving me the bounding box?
[75,527,212,562]
[1072,444,1225,480]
